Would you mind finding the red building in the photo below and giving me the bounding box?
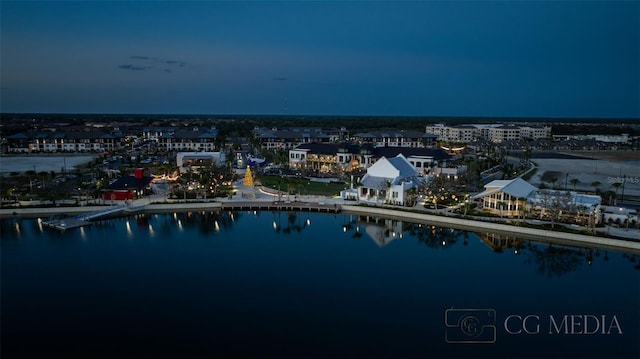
[103,168,153,201]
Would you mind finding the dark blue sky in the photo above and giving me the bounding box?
[1,1,638,117]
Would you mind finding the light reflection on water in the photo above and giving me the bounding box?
[1,212,639,358]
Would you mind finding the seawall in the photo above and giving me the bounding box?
[342,205,640,254]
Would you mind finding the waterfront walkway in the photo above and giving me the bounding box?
[2,181,639,252]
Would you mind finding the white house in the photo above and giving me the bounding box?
[474,178,537,216]
[355,154,420,206]
[475,178,603,224]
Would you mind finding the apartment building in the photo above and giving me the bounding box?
[253,127,336,150]
[5,131,123,153]
[426,123,551,143]
[350,130,437,148]
[156,128,218,152]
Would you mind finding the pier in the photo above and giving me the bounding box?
[220,201,341,213]
[74,205,129,221]
[42,205,134,230]
[42,218,92,230]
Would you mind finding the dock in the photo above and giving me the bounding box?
[42,218,92,230]
[220,201,341,213]
[36,201,341,231]
[42,205,133,231]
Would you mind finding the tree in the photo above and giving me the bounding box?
[569,178,580,191]
[591,181,601,195]
[545,191,573,229]
[517,197,529,224]
[405,187,417,207]
[611,182,622,205]
[548,177,558,190]
[523,148,532,166]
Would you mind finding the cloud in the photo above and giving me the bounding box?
[272,77,288,81]
[128,56,187,67]
[118,56,187,74]
[117,64,147,71]
[165,60,187,67]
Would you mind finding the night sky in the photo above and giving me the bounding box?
[1,1,638,117]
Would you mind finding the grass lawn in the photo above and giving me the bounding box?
[256,175,348,197]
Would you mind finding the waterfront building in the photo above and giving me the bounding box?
[103,168,153,201]
[474,178,537,217]
[358,154,420,206]
[475,178,603,224]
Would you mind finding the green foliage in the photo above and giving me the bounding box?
[258,175,345,196]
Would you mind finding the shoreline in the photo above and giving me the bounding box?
[2,199,639,255]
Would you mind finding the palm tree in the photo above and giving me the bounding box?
[611,182,622,205]
[523,148,531,166]
[569,178,580,191]
[548,177,558,190]
[591,181,601,195]
[517,197,528,224]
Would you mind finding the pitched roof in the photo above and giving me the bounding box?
[374,147,450,161]
[387,155,418,177]
[474,178,537,199]
[360,175,389,190]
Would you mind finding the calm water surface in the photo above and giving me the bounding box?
[2,211,639,359]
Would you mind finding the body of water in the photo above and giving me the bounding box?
[2,211,639,358]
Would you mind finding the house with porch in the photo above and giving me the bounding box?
[473,178,537,217]
[356,154,420,206]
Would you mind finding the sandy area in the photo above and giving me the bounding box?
[529,153,640,197]
[569,150,640,162]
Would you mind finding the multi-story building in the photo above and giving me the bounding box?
[350,130,436,148]
[253,127,339,151]
[425,124,498,143]
[142,127,174,142]
[426,123,551,143]
[156,128,218,152]
[488,125,521,143]
[520,125,552,140]
[289,143,450,174]
[288,143,343,173]
[5,131,123,153]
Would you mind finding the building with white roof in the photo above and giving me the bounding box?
[474,178,538,216]
[356,154,420,206]
[475,178,602,223]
